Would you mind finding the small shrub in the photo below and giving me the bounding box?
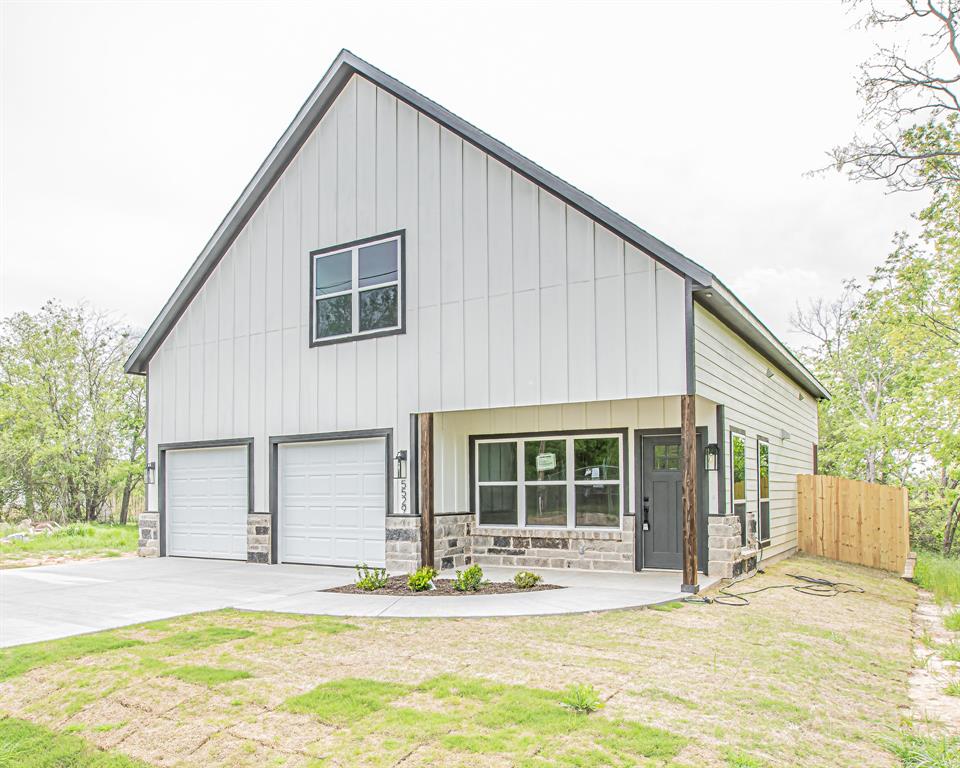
[454,564,485,592]
[945,610,960,632]
[940,642,960,662]
[945,680,960,698]
[514,571,542,589]
[355,563,388,591]
[408,566,437,592]
[914,553,960,604]
[560,683,603,714]
[883,730,960,768]
[55,522,95,538]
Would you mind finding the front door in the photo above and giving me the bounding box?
[639,433,707,571]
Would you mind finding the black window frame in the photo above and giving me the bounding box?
[731,429,747,547]
[307,230,406,348]
[469,428,628,531]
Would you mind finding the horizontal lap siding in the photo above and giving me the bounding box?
[694,306,818,560]
[145,74,687,514]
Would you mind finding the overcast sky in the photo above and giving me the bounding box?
[0,0,924,345]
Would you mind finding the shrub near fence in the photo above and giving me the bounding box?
[797,475,910,574]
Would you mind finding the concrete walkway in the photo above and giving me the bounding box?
[0,557,719,647]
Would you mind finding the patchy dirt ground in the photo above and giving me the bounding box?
[0,554,918,767]
[909,589,960,730]
[0,550,137,569]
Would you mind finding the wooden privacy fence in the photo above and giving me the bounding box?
[797,475,909,573]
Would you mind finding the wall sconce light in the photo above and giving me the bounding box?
[393,450,407,480]
[765,367,775,378]
[798,392,805,401]
[704,443,719,472]
[145,461,156,485]
[780,429,791,441]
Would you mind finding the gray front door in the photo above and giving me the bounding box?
[639,433,707,571]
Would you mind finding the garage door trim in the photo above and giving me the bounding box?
[158,437,254,557]
[269,428,393,565]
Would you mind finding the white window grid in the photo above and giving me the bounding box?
[475,433,623,531]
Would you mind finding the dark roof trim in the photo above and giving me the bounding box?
[124,49,712,374]
[693,280,830,400]
[125,49,827,404]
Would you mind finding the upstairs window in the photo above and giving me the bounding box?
[310,231,404,345]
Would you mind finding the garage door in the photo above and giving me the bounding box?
[279,438,386,567]
[165,445,248,560]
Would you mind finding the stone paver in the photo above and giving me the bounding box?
[0,557,718,647]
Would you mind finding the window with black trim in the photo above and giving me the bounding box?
[475,433,623,530]
[757,438,770,546]
[310,232,404,345]
[731,431,747,546]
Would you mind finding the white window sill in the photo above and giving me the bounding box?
[473,526,624,541]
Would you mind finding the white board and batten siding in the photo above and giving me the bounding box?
[693,306,819,560]
[145,74,688,516]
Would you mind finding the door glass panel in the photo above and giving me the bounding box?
[358,285,398,331]
[315,251,352,295]
[525,485,566,526]
[524,439,566,481]
[478,486,517,526]
[574,437,619,481]
[575,485,619,527]
[478,443,516,482]
[654,444,681,471]
[315,295,352,338]
[358,240,398,287]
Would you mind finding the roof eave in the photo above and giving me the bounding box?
[692,280,830,401]
[125,49,714,374]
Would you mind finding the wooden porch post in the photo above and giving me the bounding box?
[680,394,699,593]
[418,413,435,569]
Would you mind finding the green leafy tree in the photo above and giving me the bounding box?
[814,0,960,554]
[830,1,960,195]
[0,302,144,523]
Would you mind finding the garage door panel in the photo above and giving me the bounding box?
[279,437,386,567]
[166,445,248,560]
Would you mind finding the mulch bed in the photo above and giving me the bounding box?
[324,575,564,597]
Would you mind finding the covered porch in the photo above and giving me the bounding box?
[394,393,756,593]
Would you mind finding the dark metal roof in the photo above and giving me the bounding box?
[124,50,828,400]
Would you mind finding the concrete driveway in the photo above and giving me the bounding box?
[0,557,355,648]
[1,558,718,648]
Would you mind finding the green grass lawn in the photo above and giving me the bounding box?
[0,523,138,568]
[913,552,960,604]
[0,555,936,767]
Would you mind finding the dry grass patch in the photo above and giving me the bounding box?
[0,554,921,767]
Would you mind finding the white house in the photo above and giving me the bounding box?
[126,51,827,592]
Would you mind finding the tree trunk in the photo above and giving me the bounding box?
[24,478,35,518]
[119,474,133,525]
[943,496,960,556]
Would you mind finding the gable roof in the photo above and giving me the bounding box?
[125,50,828,400]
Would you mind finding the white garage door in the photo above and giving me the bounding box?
[165,445,248,560]
[279,437,386,567]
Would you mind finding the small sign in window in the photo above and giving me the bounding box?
[535,453,556,472]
